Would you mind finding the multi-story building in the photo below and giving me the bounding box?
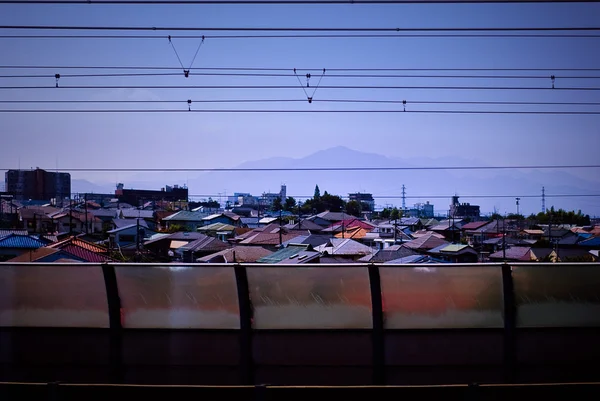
[115,183,189,207]
[348,192,375,212]
[449,196,480,219]
[5,168,71,204]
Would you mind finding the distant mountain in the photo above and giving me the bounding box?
[71,179,114,194]
[186,146,599,216]
[74,146,600,216]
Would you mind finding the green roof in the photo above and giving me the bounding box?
[257,244,312,263]
[440,244,469,253]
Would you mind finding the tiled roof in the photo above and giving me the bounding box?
[197,222,236,232]
[439,244,471,253]
[163,210,208,222]
[0,229,29,237]
[403,232,450,250]
[257,244,319,264]
[461,221,490,230]
[179,236,230,253]
[238,231,307,246]
[90,209,119,218]
[359,245,418,262]
[334,226,371,240]
[385,254,431,264]
[283,219,323,232]
[197,245,273,263]
[113,218,149,229]
[579,236,600,247]
[48,236,108,253]
[0,234,46,249]
[282,234,331,248]
[60,244,113,262]
[8,247,61,262]
[489,246,531,261]
[315,211,354,222]
[119,209,154,219]
[142,231,205,246]
[315,238,373,256]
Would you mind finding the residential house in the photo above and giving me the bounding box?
[430,219,463,242]
[143,231,208,260]
[488,246,532,262]
[196,246,273,263]
[461,221,492,246]
[403,231,450,253]
[50,210,103,234]
[281,234,332,248]
[47,236,113,263]
[358,244,419,263]
[201,212,242,227]
[18,206,58,234]
[427,243,479,263]
[314,238,374,261]
[119,209,156,230]
[256,244,321,264]
[0,234,47,261]
[197,222,240,242]
[8,247,87,263]
[162,210,210,231]
[283,219,324,233]
[178,235,230,262]
[363,222,412,249]
[232,223,309,250]
[107,221,153,251]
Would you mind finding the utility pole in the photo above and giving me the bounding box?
[502,214,506,261]
[136,216,140,262]
[69,197,73,236]
[84,194,89,235]
[542,186,546,213]
[278,208,282,246]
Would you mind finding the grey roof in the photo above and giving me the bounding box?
[399,217,421,226]
[196,245,273,263]
[179,235,230,253]
[315,238,374,257]
[90,209,119,218]
[143,231,205,245]
[315,211,354,222]
[282,234,332,248]
[0,229,29,238]
[385,254,432,264]
[358,245,418,262]
[163,210,209,222]
[284,219,324,232]
[119,209,154,219]
[113,218,149,229]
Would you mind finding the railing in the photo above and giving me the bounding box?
[1,262,599,385]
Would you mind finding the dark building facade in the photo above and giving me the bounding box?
[5,168,71,203]
[449,195,480,219]
[348,192,375,212]
[115,183,188,206]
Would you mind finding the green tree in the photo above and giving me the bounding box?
[314,185,321,200]
[346,200,362,217]
[390,207,402,221]
[284,196,297,212]
[272,197,283,211]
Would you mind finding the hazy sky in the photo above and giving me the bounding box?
[0,1,599,213]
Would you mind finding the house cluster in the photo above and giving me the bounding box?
[1,195,599,264]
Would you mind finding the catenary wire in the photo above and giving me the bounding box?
[1,110,599,114]
[2,66,599,72]
[2,33,600,38]
[0,1,597,4]
[2,99,598,106]
[2,25,599,32]
[1,72,599,79]
[6,165,598,172]
[2,85,599,90]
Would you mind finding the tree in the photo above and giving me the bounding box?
[272,197,283,211]
[346,200,362,217]
[390,207,402,221]
[284,196,297,212]
[314,185,321,200]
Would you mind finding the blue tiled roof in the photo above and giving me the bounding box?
[0,234,46,249]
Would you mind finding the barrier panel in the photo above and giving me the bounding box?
[512,263,600,383]
[2,262,600,385]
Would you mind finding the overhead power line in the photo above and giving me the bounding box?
[2,84,598,90]
[0,1,596,4]
[2,99,598,106]
[1,109,599,115]
[184,193,600,199]
[3,33,600,38]
[1,25,599,33]
[2,66,599,72]
[6,165,598,172]
[2,72,599,79]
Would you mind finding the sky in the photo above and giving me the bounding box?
[0,1,599,214]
